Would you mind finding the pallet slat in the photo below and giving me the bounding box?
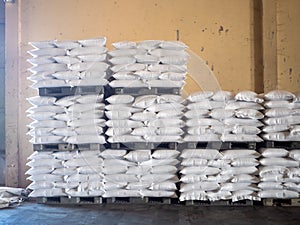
[263,198,300,207]
[184,200,253,206]
[38,86,105,97]
[33,143,106,152]
[105,197,173,204]
[109,142,177,150]
[36,196,103,204]
[109,142,178,150]
[112,87,181,96]
[180,142,257,150]
[265,141,300,150]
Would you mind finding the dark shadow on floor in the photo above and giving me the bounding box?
[0,201,300,225]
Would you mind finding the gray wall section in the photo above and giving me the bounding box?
[0,68,4,151]
[0,1,5,185]
[0,24,4,153]
[0,2,4,22]
[0,24,3,65]
[0,2,5,151]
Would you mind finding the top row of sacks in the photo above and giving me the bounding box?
[27,38,188,90]
[28,38,188,58]
[28,38,110,89]
[29,37,107,50]
[29,38,187,51]
[107,40,188,90]
[187,90,299,103]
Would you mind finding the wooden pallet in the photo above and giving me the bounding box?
[105,197,146,204]
[229,199,254,206]
[146,197,177,204]
[38,85,105,97]
[262,198,300,207]
[264,141,300,150]
[105,197,174,205]
[184,199,253,206]
[181,142,257,150]
[112,87,181,96]
[109,142,178,150]
[33,143,106,151]
[184,200,229,206]
[36,196,103,204]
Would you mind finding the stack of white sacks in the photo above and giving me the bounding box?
[102,149,179,198]
[179,149,260,202]
[258,148,300,199]
[222,91,264,142]
[262,90,300,141]
[27,94,106,145]
[26,149,180,198]
[108,40,188,89]
[184,91,228,142]
[184,90,264,142]
[27,37,109,89]
[105,94,185,143]
[26,150,104,197]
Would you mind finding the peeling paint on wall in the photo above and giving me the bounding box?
[218,25,224,34]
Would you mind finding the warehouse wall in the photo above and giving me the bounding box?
[8,0,300,187]
[20,0,257,92]
[276,0,300,91]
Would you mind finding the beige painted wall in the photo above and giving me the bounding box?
[21,0,255,92]
[15,0,256,187]
[276,0,300,92]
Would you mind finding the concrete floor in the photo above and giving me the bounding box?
[0,202,299,225]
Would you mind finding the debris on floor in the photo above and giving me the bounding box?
[0,187,28,209]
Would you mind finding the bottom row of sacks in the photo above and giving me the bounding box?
[26,148,300,201]
[26,149,179,198]
[179,149,261,202]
